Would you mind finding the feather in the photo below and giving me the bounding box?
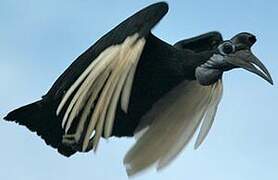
[71,67,111,143]
[61,45,120,128]
[121,39,145,113]
[81,35,146,150]
[57,33,146,152]
[105,38,146,137]
[124,80,223,176]
[195,80,223,149]
[56,45,113,116]
[63,46,120,131]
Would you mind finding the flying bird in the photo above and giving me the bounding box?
[4,2,273,176]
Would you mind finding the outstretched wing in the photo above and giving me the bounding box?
[174,31,223,52]
[47,2,169,152]
[124,80,223,176]
[122,32,224,176]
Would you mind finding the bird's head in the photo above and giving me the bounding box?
[195,32,273,86]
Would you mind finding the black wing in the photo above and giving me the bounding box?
[45,2,169,100]
[5,2,170,156]
[174,31,223,52]
[54,2,170,152]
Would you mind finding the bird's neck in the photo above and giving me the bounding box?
[194,52,227,85]
[195,50,216,66]
[181,49,215,80]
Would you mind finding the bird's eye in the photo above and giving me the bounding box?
[219,41,235,55]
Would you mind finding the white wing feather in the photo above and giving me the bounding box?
[194,80,223,149]
[56,33,146,151]
[124,80,223,176]
[56,32,223,175]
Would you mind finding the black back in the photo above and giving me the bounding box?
[174,31,223,52]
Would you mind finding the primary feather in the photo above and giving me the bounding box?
[124,80,223,176]
[56,34,146,151]
[195,80,223,149]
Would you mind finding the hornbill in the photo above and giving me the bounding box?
[4,2,273,176]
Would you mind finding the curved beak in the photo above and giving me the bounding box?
[226,50,273,85]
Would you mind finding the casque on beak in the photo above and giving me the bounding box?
[226,49,273,85]
[226,33,273,85]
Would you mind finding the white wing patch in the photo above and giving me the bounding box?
[124,80,223,176]
[56,33,146,151]
[194,80,223,149]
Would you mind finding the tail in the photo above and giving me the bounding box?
[4,100,76,157]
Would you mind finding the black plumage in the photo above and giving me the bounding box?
[4,2,273,176]
[5,2,214,155]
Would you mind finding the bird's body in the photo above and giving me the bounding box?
[4,2,273,176]
[112,34,213,137]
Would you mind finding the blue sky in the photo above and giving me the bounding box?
[0,0,277,179]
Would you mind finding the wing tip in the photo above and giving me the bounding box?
[154,1,169,11]
[151,1,169,17]
[3,114,10,121]
[3,110,17,122]
[139,1,169,26]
